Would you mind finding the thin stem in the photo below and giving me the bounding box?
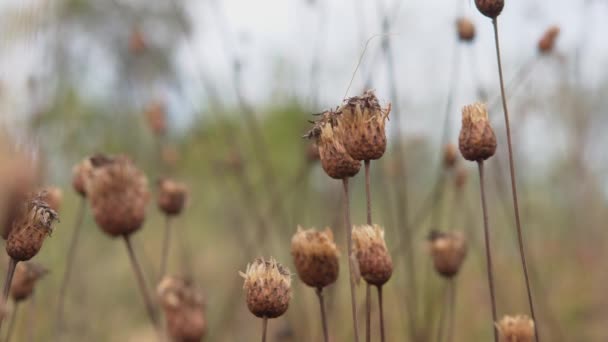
[123,235,159,330]
[377,286,386,342]
[364,160,372,225]
[434,283,448,342]
[0,258,18,331]
[365,283,371,342]
[316,288,329,342]
[261,317,268,342]
[477,161,498,342]
[447,280,456,342]
[159,215,172,280]
[5,302,19,342]
[342,178,360,342]
[492,18,539,342]
[55,198,86,336]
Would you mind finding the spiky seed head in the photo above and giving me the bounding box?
[496,315,535,342]
[86,154,150,237]
[157,276,206,342]
[428,230,468,278]
[475,0,504,18]
[72,158,93,197]
[39,186,63,212]
[306,142,320,164]
[306,111,361,179]
[157,178,188,216]
[337,90,391,161]
[10,261,48,301]
[458,103,497,162]
[239,257,292,318]
[6,193,58,261]
[454,166,468,190]
[443,143,458,169]
[456,18,476,42]
[291,227,339,289]
[538,26,560,54]
[144,100,167,136]
[352,225,393,286]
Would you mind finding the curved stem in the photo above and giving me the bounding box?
[316,288,329,342]
[477,161,498,342]
[261,317,268,342]
[377,286,386,342]
[365,283,371,342]
[342,178,360,342]
[492,18,539,342]
[159,215,172,280]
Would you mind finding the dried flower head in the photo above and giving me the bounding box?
[157,276,206,342]
[291,227,339,289]
[144,100,167,136]
[10,261,48,301]
[456,18,476,42]
[454,166,468,190]
[157,178,188,216]
[337,90,391,161]
[40,186,62,212]
[239,257,292,318]
[458,102,497,162]
[443,143,458,169]
[72,158,93,197]
[428,230,468,278]
[352,225,393,286]
[306,142,320,164]
[86,154,150,237]
[6,194,58,261]
[306,111,361,179]
[538,26,560,54]
[496,315,535,342]
[475,0,504,18]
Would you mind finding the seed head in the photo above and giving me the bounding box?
[10,262,48,301]
[306,142,320,164]
[6,193,59,261]
[456,18,476,42]
[157,276,206,342]
[291,227,339,289]
[428,230,468,278]
[39,186,63,212]
[458,103,497,162]
[475,0,504,18]
[306,111,361,179]
[144,100,167,136]
[538,26,560,54]
[496,315,535,342]
[239,257,292,318]
[86,154,150,237]
[443,143,458,169]
[352,225,393,286]
[72,158,93,197]
[157,178,188,216]
[337,90,391,161]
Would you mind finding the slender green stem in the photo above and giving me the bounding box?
[477,161,498,342]
[365,283,371,342]
[5,301,19,342]
[159,215,172,280]
[342,178,360,342]
[261,317,268,342]
[316,288,329,342]
[492,17,539,342]
[377,286,386,342]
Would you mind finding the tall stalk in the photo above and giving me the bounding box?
[491,18,539,341]
[5,302,19,342]
[0,258,18,331]
[342,178,360,342]
[316,288,329,342]
[377,286,386,342]
[261,317,268,342]
[364,160,372,342]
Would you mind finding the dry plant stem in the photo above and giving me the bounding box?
[377,286,386,342]
[477,161,498,342]
[365,160,372,225]
[316,288,329,342]
[123,235,159,330]
[55,198,86,334]
[0,258,18,331]
[261,317,268,342]
[492,18,540,342]
[447,280,456,342]
[160,215,172,280]
[365,283,371,342]
[364,160,372,342]
[342,178,360,342]
[5,302,19,342]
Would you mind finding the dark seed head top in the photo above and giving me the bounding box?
[157,178,188,216]
[428,230,468,278]
[475,0,504,19]
[352,225,393,286]
[291,226,340,289]
[239,257,292,319]
[458,102,497,162]
[456,18,476,42]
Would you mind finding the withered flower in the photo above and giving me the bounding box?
[458,103,497,162]
[475,0,504,19]
[72,158,93,197]
[10,262,48,301]
[538,26,560,54]
[40,186,63,212]
[457,18,476,42]
[443,143,458,169]
[291,227,339,289]
[428,230,468,278]
[352,225,393,286]
[496,315,535,342]
[158,178,188,216]
[157,276,206,342]
[240,257,292,318]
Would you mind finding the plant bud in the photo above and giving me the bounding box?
[10,262,48,301]
[475,0,504,18]
[157,276,206,342]
[306,111,361,179]
[6,194,58,261]
[428,230,468,278]
[538,26,560,54]
[40,186,62,212]
[157,178,188,216]
[72,158,93,197]
[144,100,167,136]
[456,18,476,42]
[458,102,497,162]
[496,315,535,342]
[337,90,391,161]
[352,225,393,286]
[443,143,458,169]
[239,257,291,318]
[291,227,339,289]
[86,154,150,237]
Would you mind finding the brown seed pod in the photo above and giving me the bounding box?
[538,26,560,54]
[458,102,497,162]
[475,0,504,18]
[496,315,535,342]
[428,230,468,278]
[456,18,476,42]
[443,143,458,169]
[86,154,150,237]
[157,276,206,342]
[72,158,93,197]
[337,90,391,161]
[306,142,320,164]
[6,194,58,261]
[10,262,48,302]
[239,257,291,318]
[352,225,393,286]
[39,186,63,212]
[144,100,167,136]
[290,227,340,289]
[157,178,188,216]
[306,111,361,179]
